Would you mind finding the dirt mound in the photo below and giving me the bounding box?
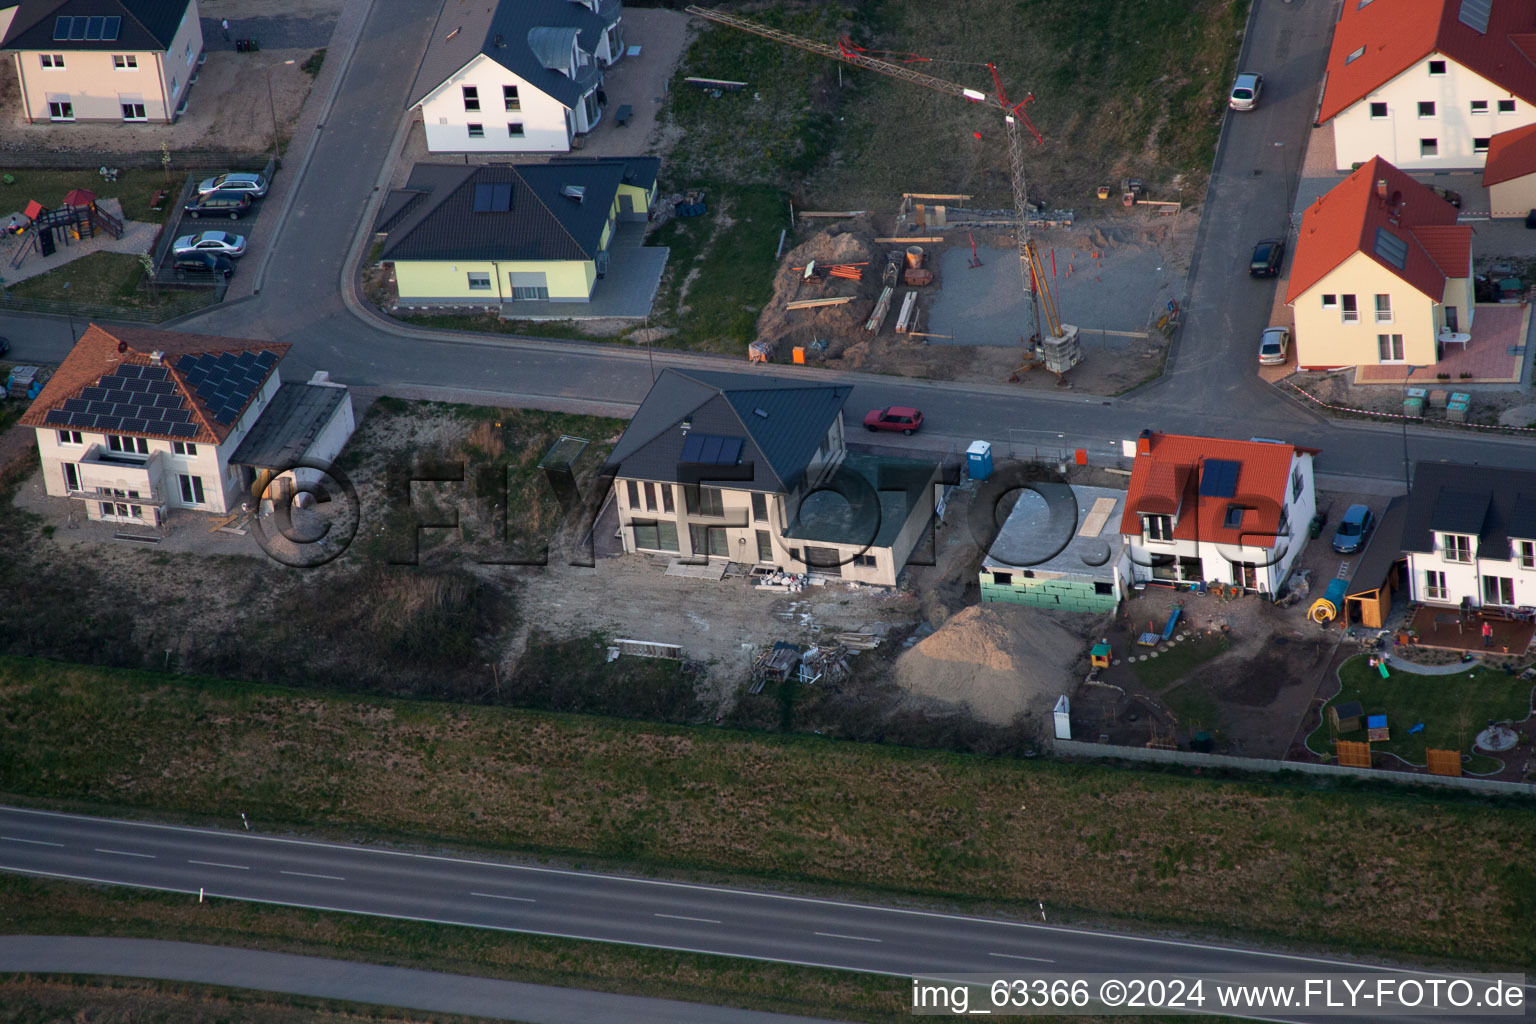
[755,217,885,357]
[894,604,1081,726]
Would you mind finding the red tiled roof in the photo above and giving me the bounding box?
[1318,0,1536,124]
[19,323,289,445]
[1482,121,1536,185]
[1119,433,1319,549]
[1285,157,1468,304]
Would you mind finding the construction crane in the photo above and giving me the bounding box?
[683,5,1080,377]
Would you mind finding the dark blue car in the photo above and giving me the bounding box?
[1331,504,1375,554]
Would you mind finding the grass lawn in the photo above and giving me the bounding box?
[3,251,205,315]
[0,167,174,224]
[3,655,1535,967]
[1131,631,1232,691]
[393,312,623,343]
[1307,656,1535,774]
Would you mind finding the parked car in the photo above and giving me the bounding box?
[1427,184,1462,209]
[172,251,234,279]
[196,172,268,198]
[1258,326,1290,365]
[185,191,253,220]
[1250,237,1285,278]
[172,230,247,258]
[1229,72,1264,111]
[864,406,924,435]
[1331,504,1376,554]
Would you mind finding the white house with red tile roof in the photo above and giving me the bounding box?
[1119,431,1318,597]
[19,323,353,526]
[1316,0,1536,171]
[1481,121,1536,215]
[1284,157,1472,371]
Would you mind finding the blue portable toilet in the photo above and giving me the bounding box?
[966,440,993,481]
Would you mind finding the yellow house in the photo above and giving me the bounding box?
[0,0,204,124]
[1285,156,1472,371]
[377,157,659,305]
[1483,123,1536,218]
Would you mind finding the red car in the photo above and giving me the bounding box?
[863,406,924,435]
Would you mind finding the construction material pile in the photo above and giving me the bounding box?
[894,604,1079,727]
[755,217,884,360]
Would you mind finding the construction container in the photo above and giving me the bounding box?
[904,269,933,286]
[1406,387,1428,400]
[1428,389,1448,409]
[1403,397,1424,418]
[1451,391,1471,405]
[967,440,994,481]
[792,347,805,364]
[905,246,924,268]
[1446,400,1468,422]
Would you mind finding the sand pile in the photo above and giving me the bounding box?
[755,217,884,356]
[894,604,1081,726]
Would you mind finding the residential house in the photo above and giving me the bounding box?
[377,158,659,305]
[0,0,205,124]
[981,483,1132,613]
[407,0,623,153]
[1481,121,1536,216]
[1315,0,1536,171]
[1118,431,1319,596]
[20,323,354,525]
[601,369,947,588]
[1401,461,1536,610]
[1285,157,1472,371]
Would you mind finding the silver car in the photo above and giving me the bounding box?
[196,172,268,198]
[172,230,247,258]
[1229,72,1263,111]
[1259,326,1290,365]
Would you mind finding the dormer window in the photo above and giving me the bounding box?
[1518,540,1535,569]
[1144,514,1174,542]
[1224,505,1245,529]
[1443,533,1473,562]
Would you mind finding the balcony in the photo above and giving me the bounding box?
[72,445,165,502]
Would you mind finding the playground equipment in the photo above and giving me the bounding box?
[7,189,123,270]
[1308,577,1349,624]
[1089,642,1112,670]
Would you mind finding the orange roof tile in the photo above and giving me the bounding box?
[20,323,289,445]
[1318,0,1536,124]
[1482,121,1536,185]
[1285,157,1465,304]
[1119,433,1320,549]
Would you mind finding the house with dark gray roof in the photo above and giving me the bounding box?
[407,0,623,153]
[1401,461,1536,611]
[0,0,205,124]
[378,159,660,305]
[600,369,948,587]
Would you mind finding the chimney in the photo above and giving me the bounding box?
[149,350,163,365]
[1375,178,1388,201]
[681,416,692,435]
[1136,428,1153,456]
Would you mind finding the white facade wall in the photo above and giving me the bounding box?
[1330,55,1536,171]
[1407,538,1536,608]
[419,52,588,153]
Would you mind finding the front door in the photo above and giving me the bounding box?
[1236,562,1259,590]
[1445,306,1459,332]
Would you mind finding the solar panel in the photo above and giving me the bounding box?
[117,364,142,378]
[492,182,512,210]
[68,16,87,39]
[84,16,104,39]
[144,420,169,435]
[163,408,191,423]
[1459,0,1490,32]
[86,401,112,416]
[63,398,88,412]
[81,386,107,401]
[141,365,167,381]
[1374,227,1408,270]
[679,433,703,463]
[53,16,70,40]
[121,417,148,433]
[102,16,120,39]
[1199,459,1240,498]
[170,423,198,438]
[472,184,495,211]
[698,436,722,464]
[44,410,69,425]
[69,412,95,428]
[719,437,743,464]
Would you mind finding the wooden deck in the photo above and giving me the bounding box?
[1406,605,1536,654]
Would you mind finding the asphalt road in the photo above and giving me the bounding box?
[1,807,1526,1024]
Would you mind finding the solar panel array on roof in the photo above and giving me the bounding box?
[1458,0,1491,33]
[472,182,513,212]
[1374,227,1409,270]
[54,15,120,40]
[1199,459,1240,498]
[174,349,278,426]
[40,361,199,438]
[679,432,744,465]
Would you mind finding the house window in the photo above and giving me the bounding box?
[1094,581,1114,595]
[1424,570,1448,601]
[178,474,205,505]
[462,85,479,111]
[661,485,674,514]
[1474,137,1490,154]
[688,524,729,558]
[108,435,149,455]
[40,54,64,69]
[1340,294,1358,323]
[1483,575,1515,606]
[1144,514,1173,542]
[756,529,773,561]
[643,481,657,511]
[121,101,146,121]
[993,571,1013,585]
[1346,45,1366,65]
[1471,99,1488,114]
[855,553,877,567]
[1417,101,1436,117]
[57,429,83,445]
[112,54,137,69]
[1224,505,1245,528]
[1499,99,1516,113]
[63,463,81,491]
[625,479,640,508]
[172,441,197,455]
[1292,467,1304,501]
[1519,540,1536,569]
[1428,60,1446,75]
[1277,507,1291,538]
[467,123,484,138]
[1420,138,1438,157]
[686,486,725,517]
[510,284,547,300]
[1444,533,1472,562]
[1321,294,1338,309]
[47,98,73,121]
[507,122,524,137]
[631,520,680,552]
[751,492,768,523]
[1369,102,1387,119]
[504,85,520,110]
[466,271,491,290]
[170,74,177,94]
[1377,334,1405,361]
[1374,294,1392,323]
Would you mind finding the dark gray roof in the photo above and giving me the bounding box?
[1345,495,1407,597]
[783,451,940,548]
[379,162,625,263]
[373,163,475,234]
[230,381,349,470]
[173,348,280,427]
[1401,461,1536,561]
[1,0,190,51]
[407,0,614,109]
[548,155,661,193]
[603,369,851,494]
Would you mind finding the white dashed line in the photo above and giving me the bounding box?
[0,836,64,847]
[989,952,1056,963]
[470,892,537,903]
[95,848,154,858]
[814,931,881,943]
[187,860,249,870]
[280,870,345,881]
[654,913,721,924]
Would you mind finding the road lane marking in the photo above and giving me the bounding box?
[989,952,1056,963]
[95,848,154,858]
[470,892,536,903]
[814,931,881,943]
[654,913,721,924]
[187,860,249,870]
[1,836,64,847]
[281,870,345,881]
